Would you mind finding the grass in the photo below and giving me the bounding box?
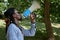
[0,19,60,40]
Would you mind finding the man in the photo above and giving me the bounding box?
[4,8,36,40]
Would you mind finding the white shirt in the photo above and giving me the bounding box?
[7,23,36,40]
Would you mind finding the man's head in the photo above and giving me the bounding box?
[4,8,22,22]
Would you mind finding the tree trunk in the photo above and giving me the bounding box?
[44,0,54,40]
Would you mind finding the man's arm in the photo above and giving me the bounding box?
[21,13,36,36]
[21,22,36,36]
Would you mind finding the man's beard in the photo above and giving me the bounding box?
[19,16,22,21]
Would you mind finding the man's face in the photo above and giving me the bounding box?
[13,9,22,21]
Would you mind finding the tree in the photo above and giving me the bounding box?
[44,0,55,40]
[0,3,7,14]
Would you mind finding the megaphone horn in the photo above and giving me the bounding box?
[29,1,40,12]
[23,1,40,18]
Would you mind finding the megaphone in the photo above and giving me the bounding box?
[23,1,40,18]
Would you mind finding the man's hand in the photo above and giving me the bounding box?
[30,13,36,23]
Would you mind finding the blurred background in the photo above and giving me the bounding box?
[0,0,60,40]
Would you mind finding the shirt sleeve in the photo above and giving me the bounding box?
[7,25,18,40]
[21,22,36,36]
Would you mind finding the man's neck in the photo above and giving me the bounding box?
[14,18,19,26]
